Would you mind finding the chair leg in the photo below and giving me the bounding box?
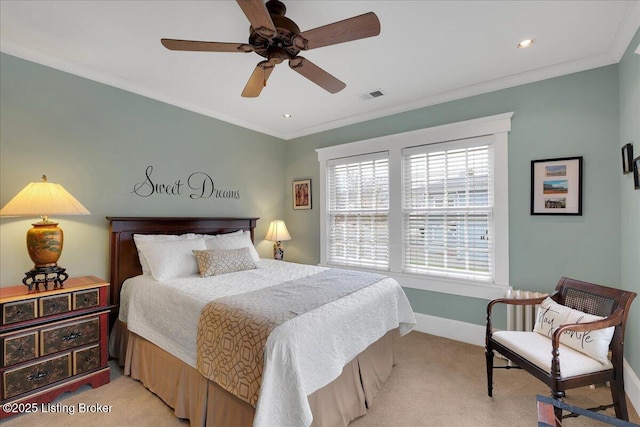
[551,390,564,421]
[610,378,629,421]
[485,346,494,397]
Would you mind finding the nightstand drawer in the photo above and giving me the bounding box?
[2,331,38,367]
[39,294,71,317]
[73,344,100,375]
[40,317,100,356]
[3,353,71,399]
[73,289,100,310]
[2,300,37,325]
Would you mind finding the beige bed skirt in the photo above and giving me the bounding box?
[109,320,397,427]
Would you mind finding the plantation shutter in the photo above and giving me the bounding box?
[402,137,494,281]
[327,152,389,270]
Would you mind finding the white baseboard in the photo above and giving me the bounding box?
[413,312,486,346]
[412,312,640,413]
[624,358,640,415]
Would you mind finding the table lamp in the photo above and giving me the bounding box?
[264,220,291,260]
[0,175,91,290]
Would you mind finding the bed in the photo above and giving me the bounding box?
[107,217,415,427]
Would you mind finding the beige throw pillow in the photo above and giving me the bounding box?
[193,247,257,277]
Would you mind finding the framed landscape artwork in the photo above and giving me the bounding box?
[293,179,311,210]
[531,156,583,215]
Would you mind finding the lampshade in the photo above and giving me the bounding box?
[0,175,90,290]
[264,220,291,242]
[0,175,90,218]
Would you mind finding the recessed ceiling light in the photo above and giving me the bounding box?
[517,39,535,49]
[283,114,292,118]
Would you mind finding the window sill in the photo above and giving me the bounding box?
[320,263,510,300]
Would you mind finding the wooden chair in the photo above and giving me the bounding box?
[485,277,636,421]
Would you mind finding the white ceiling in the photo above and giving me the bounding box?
[1,1,639,140]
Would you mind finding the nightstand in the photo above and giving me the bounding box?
[0,276,111,419]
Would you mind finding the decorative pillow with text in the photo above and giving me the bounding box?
[533,297,614,364]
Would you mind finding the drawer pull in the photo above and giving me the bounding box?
[62,332,82,341]
[28,370,51,381]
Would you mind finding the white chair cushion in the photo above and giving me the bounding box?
[492,331,613,378]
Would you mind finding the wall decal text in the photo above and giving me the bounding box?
[132,166,240,200]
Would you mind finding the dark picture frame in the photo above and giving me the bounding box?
[621,143,634,174]
[293,179,311,210]
[634,156,640,190]
[531,156,583,215]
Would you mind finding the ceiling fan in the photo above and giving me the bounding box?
[161,0,380,97]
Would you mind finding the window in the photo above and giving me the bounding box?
[327,152,389,270]
[317,113,512,299]
[402,138,493,281]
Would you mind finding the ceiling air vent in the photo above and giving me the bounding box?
[358,89,385,101]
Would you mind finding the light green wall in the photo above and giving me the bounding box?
[619,30,640,373]
[284,66,623,332]
[285,34,639,376]
[0,53,285,285]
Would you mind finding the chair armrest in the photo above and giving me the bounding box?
[486,295,548,317]
[486,294,550,339]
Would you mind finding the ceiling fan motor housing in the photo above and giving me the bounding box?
[249,0,301,62]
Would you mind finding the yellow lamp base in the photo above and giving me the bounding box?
[23,220,68,290]
[26,221,64,267]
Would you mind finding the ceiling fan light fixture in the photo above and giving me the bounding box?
[517,39,535,49]
[283,113,292,118]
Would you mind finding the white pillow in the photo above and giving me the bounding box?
[533,297,614,364]
[560,308,614,364]
[533,297,571,337]
[135,238,206,281]
[203,230,260,263]
[193,247,257,277]
[133,233,198,275]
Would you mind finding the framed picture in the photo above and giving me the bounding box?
[293,179,311,210]
[634,156,640,190]
[531,156,583,215]
[621,143,634,174]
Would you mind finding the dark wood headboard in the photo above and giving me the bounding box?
[106,216,258,323]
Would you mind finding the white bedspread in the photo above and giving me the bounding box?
[119,259,416,427]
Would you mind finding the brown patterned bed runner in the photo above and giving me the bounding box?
[196,268,385,406]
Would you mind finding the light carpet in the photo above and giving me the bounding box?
[3,331,638,426]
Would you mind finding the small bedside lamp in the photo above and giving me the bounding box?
[264,220,291,260]
[0,175,91,290]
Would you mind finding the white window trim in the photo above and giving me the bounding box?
[317,112,513,300]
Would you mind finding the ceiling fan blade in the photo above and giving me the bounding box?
[161,39,253,53]
[242,61,276,97]
[289,57,346,94]
[293,12,380,51]
[236,0,277,40]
